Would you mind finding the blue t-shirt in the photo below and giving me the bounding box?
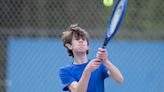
[59,60,109,92]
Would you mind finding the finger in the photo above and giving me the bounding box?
[97,52,106,57]
[97,52,104,56]
[96,54,102,59]
[94,61,101,65]
[98,51,107,56]
[95,58,101,61]
[91,64,100,69]
[97,53,104,57]
[98,48,106,52]
[96,55,102,59]
[91,64,100,68]
[93,59,100,63]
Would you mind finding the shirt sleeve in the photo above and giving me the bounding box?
[100,64,109,79]
[59,67,77,91]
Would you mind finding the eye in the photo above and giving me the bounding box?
[76,38,79,40]
[82,38,86,41]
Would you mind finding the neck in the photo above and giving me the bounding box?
[73,53,87,64]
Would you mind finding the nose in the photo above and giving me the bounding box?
[79,38,84,43]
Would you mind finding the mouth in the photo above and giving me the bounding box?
[79,45,85,47]
[78,45,85,49]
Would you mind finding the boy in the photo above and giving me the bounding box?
[59,24,123,92]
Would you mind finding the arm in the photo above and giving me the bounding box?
[68,70,91,92]
[68,59,101,92]
[103,59,124,84]
[96,48,124,84]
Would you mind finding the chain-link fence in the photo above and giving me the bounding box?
[0,0,164,92]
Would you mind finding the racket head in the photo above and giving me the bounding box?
[103,0,127,48]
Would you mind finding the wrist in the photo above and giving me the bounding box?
[103,59,112,69]
[84,68,92,74]
[103,59,109,65]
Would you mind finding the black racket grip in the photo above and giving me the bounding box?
[102,43,107,49]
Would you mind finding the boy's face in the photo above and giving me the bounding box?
[69,36,89,54]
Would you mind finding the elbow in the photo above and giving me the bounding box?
[74,89,86,92]
[74,88,86,92]
[116,76,124,84]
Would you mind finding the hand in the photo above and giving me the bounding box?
[84,58,101,73]
[96,48,108,64]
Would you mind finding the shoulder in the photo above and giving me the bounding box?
[59,65,73,74]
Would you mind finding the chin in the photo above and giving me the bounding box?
[76,49,87,53]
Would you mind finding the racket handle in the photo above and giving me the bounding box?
[100,44,106,62]
[102,44,106,49]
[102,37,109,49]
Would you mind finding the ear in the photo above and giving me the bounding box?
[65,44,72,50]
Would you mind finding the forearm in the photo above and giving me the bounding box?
[104,60,124,84]
[70,59,100,92]
[75,69,91,92]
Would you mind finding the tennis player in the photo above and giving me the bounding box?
[59,24,124,92]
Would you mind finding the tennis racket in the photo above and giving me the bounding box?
[102,0,127,48]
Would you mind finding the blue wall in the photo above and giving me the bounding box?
[7,37,164,92]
